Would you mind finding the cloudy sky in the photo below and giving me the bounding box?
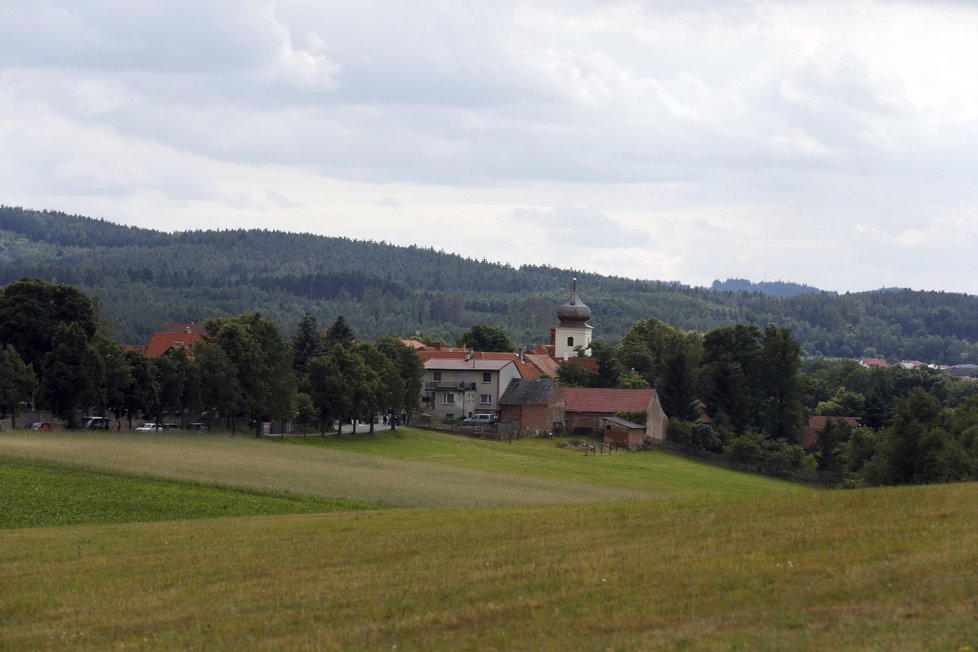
[2,1,978,293]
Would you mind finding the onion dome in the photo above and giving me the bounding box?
[557,278,591,324]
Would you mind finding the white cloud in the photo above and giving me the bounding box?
[2,1,978,293]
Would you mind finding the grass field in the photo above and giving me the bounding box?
[0,428,804,506]
[2,427,977,650]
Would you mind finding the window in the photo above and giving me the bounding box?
[482,372,491,383]
[567,336,574,346]
[480,394,492,404]
[442,393,455,405]
[433,371,442,382]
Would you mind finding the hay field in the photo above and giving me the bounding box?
[3,484,978,650]
[0,428,801,507]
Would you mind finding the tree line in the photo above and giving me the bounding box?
[7,205,978,364]
[549,315,978,486]
[0,278,423,435]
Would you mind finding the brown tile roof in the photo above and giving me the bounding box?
[797,416,861,449]
[145,332,205,358]
[562,387,656,414]
[524,353,560,378]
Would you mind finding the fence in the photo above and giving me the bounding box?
[651,440,843,487]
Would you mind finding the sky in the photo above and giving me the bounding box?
[2,1,978,294]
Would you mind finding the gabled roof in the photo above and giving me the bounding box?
[417,350,539,379]
[424,358,519,372]
[562,387,656,414]
[858,357,890,368]
[145,332,205,358]
[524,353,560,378]
[499,379,560,405]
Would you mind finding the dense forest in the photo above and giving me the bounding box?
[4,205,978,364]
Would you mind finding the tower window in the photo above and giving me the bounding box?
[567,336,574,346]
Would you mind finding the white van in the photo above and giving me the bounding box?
[463,413,496,425]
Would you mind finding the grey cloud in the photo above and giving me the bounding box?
[511,205,651,248]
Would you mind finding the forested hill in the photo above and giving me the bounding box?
[3,205,978,364]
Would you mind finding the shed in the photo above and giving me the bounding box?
[600,416,647,451]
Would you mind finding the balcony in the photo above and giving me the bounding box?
[425,381,477,391]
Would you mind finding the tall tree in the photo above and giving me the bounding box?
[39,322,103,428]
[375,336,425,419]
[122,349,160,430]
[456,323,514,352]
[207,314,296,437]
[757,325,805,439]
[659,348,699,421]
[0,344,37,428]
[0,278,98,372]
[325,316,356,349]
[291,312,324,375]
[193,341,242,432]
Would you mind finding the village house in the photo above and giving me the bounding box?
[498,378,564,435]
[141,322,207,358]
[422,357,522,421]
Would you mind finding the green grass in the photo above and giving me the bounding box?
[289,427,809,497]
[0,428,803,507]
[2,484,977,650]
[5,427,974,649]
[0,457,376,529]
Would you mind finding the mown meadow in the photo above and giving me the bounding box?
[2,428,977,650]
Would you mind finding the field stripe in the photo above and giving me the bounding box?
[0,431,660,507]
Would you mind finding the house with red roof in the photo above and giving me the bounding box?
[857,357,890,369]
[142,323,207,358]
[562,387,668,443]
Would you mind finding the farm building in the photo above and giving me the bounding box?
[562,387,669,443]
[498,379,564,435]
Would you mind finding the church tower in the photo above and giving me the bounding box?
[553,277,593,360]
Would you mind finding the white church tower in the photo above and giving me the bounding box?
[553,277,593,360]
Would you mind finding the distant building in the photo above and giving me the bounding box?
[422,357,522,421]
[552,278,593,360]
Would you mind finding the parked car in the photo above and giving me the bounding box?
[29,421,53,431]
[187,422,208,431]
[463,413,497,426]
[135,422,161,432]
[84,416,110,430]
[163,423,181,430]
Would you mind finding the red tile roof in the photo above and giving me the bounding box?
[525,353,560,378]
[145,332,205,358]
[562,387,656,414]
[859,358,890,368]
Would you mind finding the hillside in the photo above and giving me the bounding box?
[4,205,978,363]
[1,429,976,650]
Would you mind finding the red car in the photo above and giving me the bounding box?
[29,421,52,431]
